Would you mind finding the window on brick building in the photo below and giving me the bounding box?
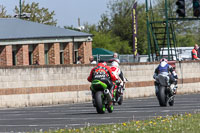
[44,44,49,65]
[0,46,3,65]
[12,45,17,66]
[73,42,80,64]
[60,43,64,64]
[29,45,33,65]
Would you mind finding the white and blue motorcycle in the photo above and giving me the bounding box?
[155,73,177,106]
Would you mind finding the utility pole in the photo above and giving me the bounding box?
[19,0,22,19]
[165,0,170,61]
[78,17,80,27]
[145,0,152,62]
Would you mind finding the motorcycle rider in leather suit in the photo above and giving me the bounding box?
[110,60,126,87]
[87,61,116,106]
[153,58,178,95]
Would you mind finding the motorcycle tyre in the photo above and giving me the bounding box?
[118,95,123,105]
[158,86,167,107]
[95,91,105,114]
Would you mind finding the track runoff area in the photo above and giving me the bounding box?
[0,93,199,132]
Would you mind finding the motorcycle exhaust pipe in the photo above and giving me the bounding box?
[104,89,112,102]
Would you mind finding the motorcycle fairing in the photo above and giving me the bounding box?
[157,73,169,86]
[91,80,107,91]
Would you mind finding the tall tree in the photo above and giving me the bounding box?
[98,0,148,54]
[98,13,111,33]
[136,4,148,54]
[107,0,134,41]
[14,1,57,26]
[0,5,11,18]
[92,31,132,54]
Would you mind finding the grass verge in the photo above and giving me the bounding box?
[46,112,200,133]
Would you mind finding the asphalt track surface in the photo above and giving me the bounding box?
[0,93,199,132]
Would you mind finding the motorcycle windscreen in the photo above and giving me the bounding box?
[91,80,108,91]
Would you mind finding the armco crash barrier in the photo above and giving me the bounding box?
[0,61,200,108]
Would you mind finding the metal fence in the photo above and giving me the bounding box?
[93,51,193,63]
[93,54,149,63]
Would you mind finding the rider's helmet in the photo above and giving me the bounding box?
[111,61,119,67]
[160,58,168,63]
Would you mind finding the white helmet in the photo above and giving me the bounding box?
[111,61,119,67]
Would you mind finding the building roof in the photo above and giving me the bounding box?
[0,18,92,40]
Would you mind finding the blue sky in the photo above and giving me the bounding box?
[1,0,144,28]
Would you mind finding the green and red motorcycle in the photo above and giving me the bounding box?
[91,80,114,114]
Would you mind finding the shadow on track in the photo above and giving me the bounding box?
[65,112,97,116]
[128,105,161,109]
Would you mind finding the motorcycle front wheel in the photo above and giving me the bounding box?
[95,91,105,114]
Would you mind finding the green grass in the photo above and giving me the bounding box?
[46,112,200,133]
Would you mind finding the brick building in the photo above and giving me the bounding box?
[0,18,92,66]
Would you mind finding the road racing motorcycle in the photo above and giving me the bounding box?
[113,78,128,105]
[91,79,114,114]
[155,73,176,106]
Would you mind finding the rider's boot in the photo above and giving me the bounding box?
[173,81,178,95]
[154,81,159,96]
[91,91,96,107]
[110,83,116,102]
[117,85,122,94]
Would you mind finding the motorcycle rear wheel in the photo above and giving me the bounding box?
[95,91,105,114]
[158,86,167,107]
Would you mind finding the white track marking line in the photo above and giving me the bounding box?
[0,116,131,121]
